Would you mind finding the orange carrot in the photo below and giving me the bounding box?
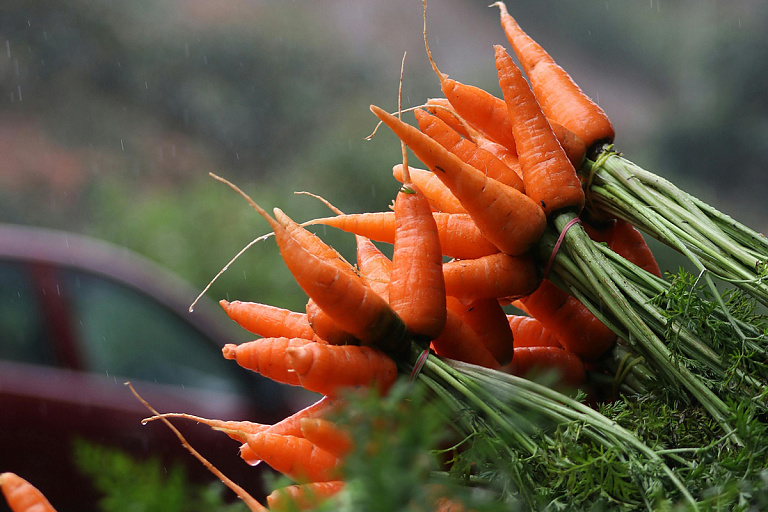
[305,298,359,346]
[494,1,615,149]
[431,305,500,369]
[246,432,342,483]
[517,279,615,362]
[287,342,398,396]
[300,417,354,458]
[414,108,524,191]
[446,296,515,365]
[220,300,316,340]
[0,473,57,512]
[495,45,585,216]
[503,346,585,386]
[308,210,499,261]
[392,164,467,214]
[211,174,409,355]
[355,236,393,299]
[267,481,345,511]
[550,120,587,168]
[372,105,547,256]
[442,252,540,302]
[507,314,563,349]
[222,337,313,387]
[425,98,471,138]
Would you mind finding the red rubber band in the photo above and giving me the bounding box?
[409,348,430,381]
[543,217,581,278]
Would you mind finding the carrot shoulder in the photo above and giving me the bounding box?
[495,45,584,217]
[494,1,614,149]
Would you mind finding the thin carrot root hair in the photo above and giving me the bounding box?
[295,191,345,216]
[126,382,268,512]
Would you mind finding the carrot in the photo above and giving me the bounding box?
[305,298,359,346]
[549,120,587,168]
[392,164,467,214]
[222,337,313,387]
[220,300,316,340]
[0,473,57,512]
[142,412,268,443]
[414,108,524,191]
[211,174,409,355]
[431,305,500,369]
[584,218,662,278]
[300,417,354,458]
[442,252,540,302]
[355,236,393,299]
[372,105,547,256]
[267,481,345,511]
[446,296,515,365]
[425,98,471,138]
[494,1,615,149]
[503,346,586,386]
[388,174,447,342]
[246,432,342,483]
[287,342,399,396]
[507,314,563,349]
[517,279,615,362]
[495,45,585,217]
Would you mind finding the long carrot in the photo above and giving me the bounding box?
[414,108,524,191]
[220,300,317,340]
[495,45,585,217]
[425,97,471,138]
[507,314,563,349]
[305,298,359,346]
[211,174,409,355]
[246,432,342,483]
[442,252,540,302]
[392,164,467,214]
[372,105,547,256]
[299,417,354,458]
[355,235,393,300]
[222,337,313,387]
[431,305,501,369]
[494,1,615,149]
[0,473,57,512]
[266,481,345,511]
[503,346,586,386]
[286,342,398,396]
[446,296,515,366]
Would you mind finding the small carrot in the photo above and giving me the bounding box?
[414,108,524,191]
[431,305,501,369]
[0,473,57,512]
[355,236,393,299]
[305,298,360,346]
[246,432,342,483]
[442,252,540,302]
[222,337,313,387]
[267,481,345,511]
[220,300,316,340]
[446,296,515,365]
[503,346,586,386]
[392,164,467,214]
[494,1,615,149]
[287,342,399,396]
[507,314,563,349]
[495,45,585,216]
[517,279,615,362]
[299,417,354,458]
[372,105,547,256]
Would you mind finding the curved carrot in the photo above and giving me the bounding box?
[494,1,615,149]
[220,300,316,340]
[503,346,586,386]
[0,473,57,512]
[430,307,500,369]
[414,108,524,191]
[246,432,342,483]
[305,298,359,346]
[495,45,585,216]
[446,296,515,366]
[372,105,547,256]
[299,418,354,458]
[267,481,345,511]
[392,164,467,214]
[442,252,540,302]
[507,314,563,349]
[517,279,615,362]
[222,337,313,387]
[286,342,398,396]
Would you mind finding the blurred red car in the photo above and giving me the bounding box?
[0,223,308,512]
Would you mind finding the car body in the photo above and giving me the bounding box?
[0,223,310,511]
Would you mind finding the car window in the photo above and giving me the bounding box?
[62,269,249,396]
[0,260,58,366]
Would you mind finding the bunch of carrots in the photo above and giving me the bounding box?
[5,2,768,511]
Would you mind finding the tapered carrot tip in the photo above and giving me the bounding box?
[219,299,230,308]
[286,345,314,376]
[1,472,57,512]
[222,344,237,360]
